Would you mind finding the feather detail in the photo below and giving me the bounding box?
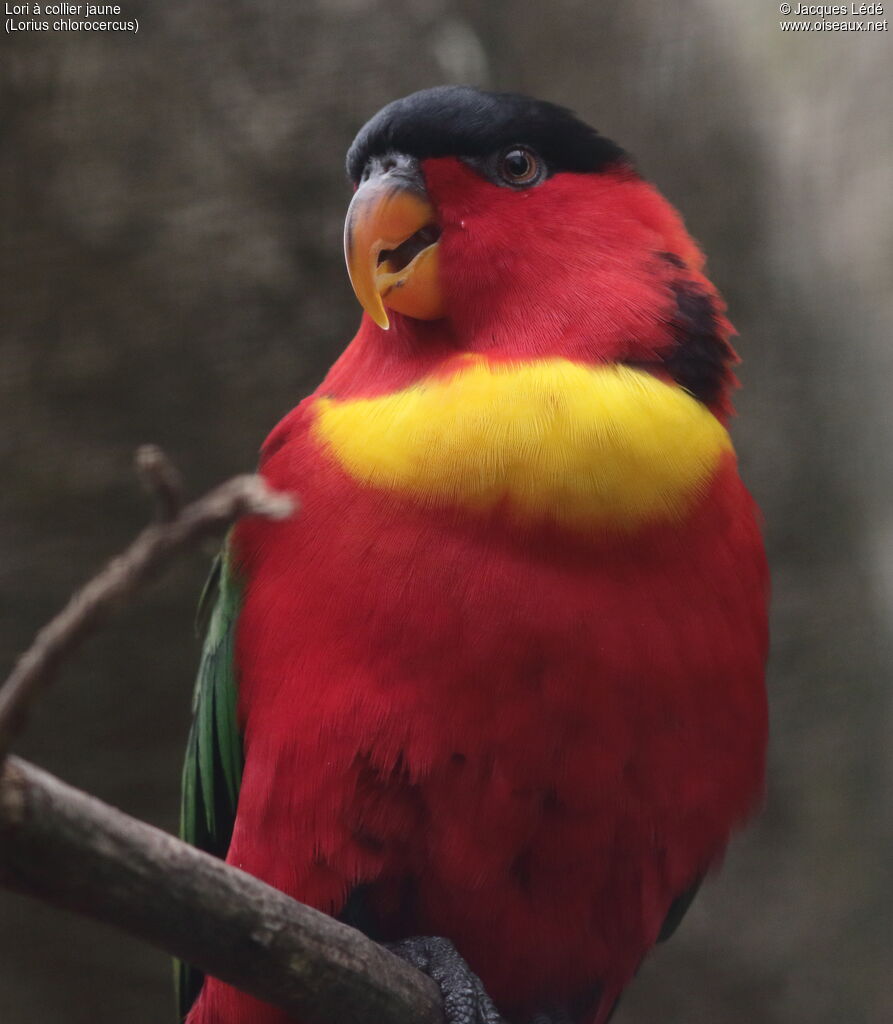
[177,543,244,1020]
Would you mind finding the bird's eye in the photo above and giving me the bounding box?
[497,146,544,187]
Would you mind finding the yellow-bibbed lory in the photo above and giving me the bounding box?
[179,86,768,1024]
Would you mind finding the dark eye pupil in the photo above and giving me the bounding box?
[505,151,530,177]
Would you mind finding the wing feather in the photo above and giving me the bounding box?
[176,544,243,1020]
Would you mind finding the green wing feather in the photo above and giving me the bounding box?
[176,543,244,1020]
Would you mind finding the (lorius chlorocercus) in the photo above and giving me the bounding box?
[179,86,769,1024]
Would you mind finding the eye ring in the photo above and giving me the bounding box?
[497,146,544,188]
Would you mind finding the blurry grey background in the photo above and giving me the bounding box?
[1,1,892,1021]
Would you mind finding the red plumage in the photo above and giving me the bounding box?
[188,148,768,1024]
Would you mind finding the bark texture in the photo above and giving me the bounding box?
[0,757,444,1024]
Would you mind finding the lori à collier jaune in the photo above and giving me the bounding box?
[179,86,769,1024]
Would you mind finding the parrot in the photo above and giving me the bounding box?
[178,85,769,1024]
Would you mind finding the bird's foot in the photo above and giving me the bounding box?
[386,935,507,1024]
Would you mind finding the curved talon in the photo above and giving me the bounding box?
[386,936,507,1024]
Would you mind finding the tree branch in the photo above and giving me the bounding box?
[135,444,185,522]
[0,756,444,1024]
[0,466,295,758]
[0,450,448,1023]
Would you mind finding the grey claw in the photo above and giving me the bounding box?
[387,935,506,1024]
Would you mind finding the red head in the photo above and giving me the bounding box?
[340,86,736,416]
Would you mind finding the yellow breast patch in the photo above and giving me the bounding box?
[312,357,732,530]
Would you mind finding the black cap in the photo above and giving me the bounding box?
[347,86,628,184]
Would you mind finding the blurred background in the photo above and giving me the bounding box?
[2,1,892,1021]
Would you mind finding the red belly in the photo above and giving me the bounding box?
[193,424,768,1024]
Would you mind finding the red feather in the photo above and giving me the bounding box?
[188,158,768,1024]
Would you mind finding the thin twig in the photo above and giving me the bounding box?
[0,757,444,1024]
[0,455,295,758]
[135,444,185,521]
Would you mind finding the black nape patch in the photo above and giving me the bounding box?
[347,86,627,184]
[663,281,734,406]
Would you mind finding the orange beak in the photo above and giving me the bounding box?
[344,156,444,330]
